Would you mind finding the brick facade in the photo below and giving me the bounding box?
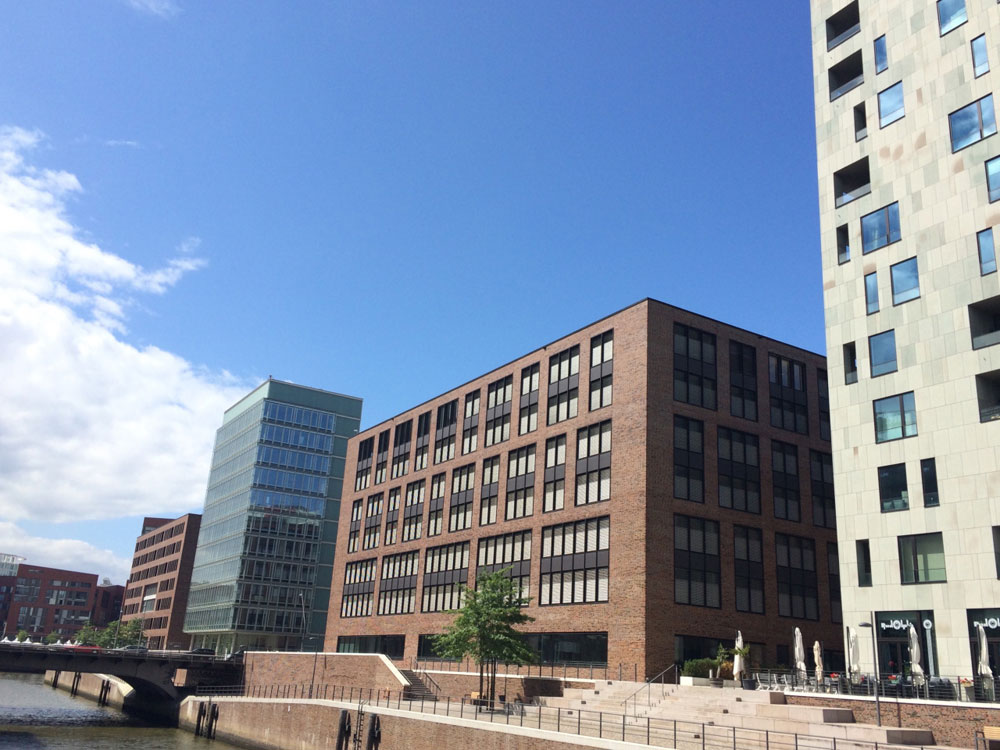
[121,514,201,649]
[2,564,97,640]
[326,299,842,678]
[788,694,1000,749]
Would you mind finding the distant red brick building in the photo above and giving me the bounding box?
[91,583,125,627]
[121,514,201,650]
[2,562,97,640]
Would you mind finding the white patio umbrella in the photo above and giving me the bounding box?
[907,624,925,686]
[733,631,745,682]
[794,628,808,683]
[813,641,824,683]
[979,623,993,680]
[849,628,862,684]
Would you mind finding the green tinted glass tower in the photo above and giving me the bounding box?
[184,379,361,653]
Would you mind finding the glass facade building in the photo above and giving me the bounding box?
[184,379,362,654]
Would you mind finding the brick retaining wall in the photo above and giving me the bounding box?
[787,693,1000,748]
[178,696,645,750]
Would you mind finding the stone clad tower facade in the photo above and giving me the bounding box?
[810,0,1000,677]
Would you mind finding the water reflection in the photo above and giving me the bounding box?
[0,674,240,749]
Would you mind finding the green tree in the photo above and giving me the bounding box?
[75,623,99,646]
[15,630,28,643]
[43,632,61,644]
[432,568,536,708]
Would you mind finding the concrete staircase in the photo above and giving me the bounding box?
[538,681,940,748]
[399,669,438,702]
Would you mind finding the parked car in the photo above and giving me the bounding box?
[188,647,216,656]
[117,644,148,655]
[226,648,247,663]
[65,645,102,654]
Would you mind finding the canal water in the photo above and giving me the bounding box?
[0,673,243,749]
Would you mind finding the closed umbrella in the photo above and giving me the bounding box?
[733,631,745,682]
[979,623,993,680]
[907,624,925,686]
[794,628,808,683]
[849,628,862,684]
[813,641,824,684]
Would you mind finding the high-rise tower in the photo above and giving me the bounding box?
[811,0,1000,677]
[184,379,362,653]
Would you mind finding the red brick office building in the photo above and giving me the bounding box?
[3,563,97,640]
[122,513,201,649]
[91,583,125,627]
[326,299,844,677]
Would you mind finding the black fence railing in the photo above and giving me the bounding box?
[410,658,635,681]
[194,681,932,750]
[752,667,1000,703]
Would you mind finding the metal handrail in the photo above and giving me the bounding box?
[622,664,678,716]
[204,680,934,750]
[416,668,442,697]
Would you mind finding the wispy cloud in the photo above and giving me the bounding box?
[104,139,142,149]
[123,0,180,18]
[0,126,251,524]
[0,523,132,584]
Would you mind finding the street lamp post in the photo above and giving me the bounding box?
[859,615,881,727]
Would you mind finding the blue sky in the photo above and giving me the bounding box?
[0,1,823,583]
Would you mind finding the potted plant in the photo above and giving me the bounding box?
[959,677,975,702]
[680,658,715,686]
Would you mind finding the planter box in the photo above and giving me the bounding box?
[679,676,712,687]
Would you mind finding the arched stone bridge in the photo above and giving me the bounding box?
[0,642,242,704]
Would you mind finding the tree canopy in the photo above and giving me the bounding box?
[432,568,536,706]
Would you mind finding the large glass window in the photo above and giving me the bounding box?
[674,323,717,410]
[862,202,901,253]
[869,330,897,377]
[878,82,905,127]
[540,517,610,606]
[811,451,836,529]
[768,353,809,435]
[890,257,920,305]
[772,441,800,522]
[979,228,998,275]
[730,340,758,421]
[874,392,917,443]
[734,525,764,614]
[950,95,997,152]
[674,416,704,502]
[987,157,1000,203]
[674,515,721,608]
[857,540,873,587]
[865,272,880,314]
[937,0,967,35]
[547,346,580,425]
[878,463,909,512]
[875,35,888,74]
[718,427,760,514]
[921,458,939,507]
[576,420,611,506]
[589,331,613,411]
[973,35,990,77]
[898,533,947,584]
[776,533,818,620]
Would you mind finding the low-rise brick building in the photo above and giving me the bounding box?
[122,513,201,650]
[326,299,845,677]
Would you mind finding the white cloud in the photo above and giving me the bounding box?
[104,139,142,149]
[123,0,180,19]
[0,523,132,584]
[0,126,251,524]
